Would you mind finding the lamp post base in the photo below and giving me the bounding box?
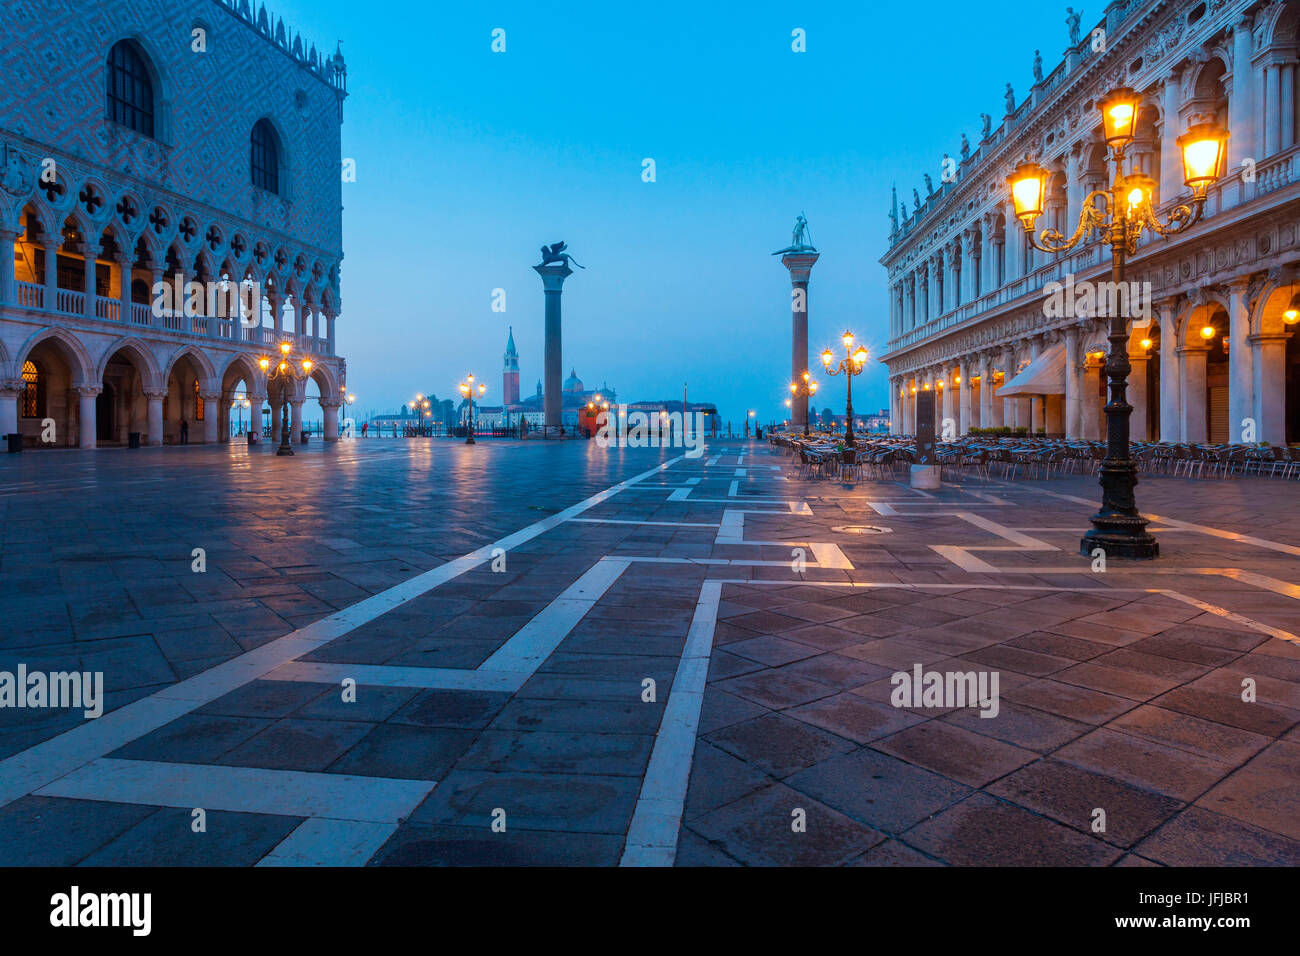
[276,444,294,457]
[1080,521,1159,561]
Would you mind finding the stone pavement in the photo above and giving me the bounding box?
[0,437,1296,866]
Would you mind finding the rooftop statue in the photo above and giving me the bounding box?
[1033,50,1044,83]
[538,241,584,269]
[980,113,992,139]
[960,133,970,160]
[923,173,934,196]
[1004,83,1016,114]
[1066,8,1082,46]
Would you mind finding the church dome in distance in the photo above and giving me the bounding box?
[564,368,584,393]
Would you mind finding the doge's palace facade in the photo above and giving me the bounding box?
[880,0,1300,447]
[0,0,348,448]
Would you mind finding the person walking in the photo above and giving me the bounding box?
[179,419,189,445]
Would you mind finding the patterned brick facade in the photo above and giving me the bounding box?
[0,0,350,448]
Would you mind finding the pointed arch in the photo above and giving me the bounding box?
[96,336,162,389]
[14,327,96,385]
[163,344,218,389]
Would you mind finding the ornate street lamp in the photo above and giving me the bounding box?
[1007,89,1227,560]
[820,330,868,447]
[458,374,486,444]
[258,341,311,457]
[789,371,819,437]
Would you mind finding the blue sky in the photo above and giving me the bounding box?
[268,0,1070,422]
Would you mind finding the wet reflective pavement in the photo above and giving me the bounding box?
[0,438,1297,865]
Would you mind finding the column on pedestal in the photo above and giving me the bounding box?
[248,393,267,441]
[0,383,20,438]
[322,400,342,441]
[1064,325,1082,438]
[779,253,818,431]
[1158,301,1182,441]
[978,354,992,428]
[82,240,100,321]
[1001,348,1017,428]
[202,393,220,443]
[76,386,99,448]
[1128,351,1149,442]
[145,388,166,445]
[1252,334,1290,444]
[291,400,304,442]
[1226,279,1254,443]
[1178,345,1209,443]
[1081,361,1102,440]
[939,370,953,436]
[957,360,970,435]
[44,233,59,309]
[1228,20,1256,170]
[0,229,17,306]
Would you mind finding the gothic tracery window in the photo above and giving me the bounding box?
[194,378,205,421]
[106,41,155,137]
[21,360,42,418]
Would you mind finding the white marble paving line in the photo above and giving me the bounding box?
[265,661,528,692]
[258,819,399,867]
[621,579,723,867]
[0,457,682,811]
[36,758,434,824]
[713,509,853,568]
[719,576,1299,645]
[990,483,1300,558]
[568,518,721,528]
[478,557,632,674]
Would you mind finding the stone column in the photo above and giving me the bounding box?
[0,229,17,305]
[1081,362,1102,440]
[1265,63,1282,157]
[940,369,954,435]
[291,399,304,442]
[202,393,220,443]
[116,253,133,323]
[1128,352,1149,441]
[978,353,992,428]
[1226,279,1254,442]
[44,237,59,309]
[1178,345,1209,443]
[0,382,20,438]
[1001,347,1018,428]
[248,392,267,441]
[778,251,818,431]
[957,359,971,435]
[322,399,342,441]
[145,388,166,446]
[82,241,100,321]
[534,260,575,428]
[927,258,939,321]
[150,266,165,329]
[907,381,918,434]
[1046,395,1064,436]
[1158,301,1181,441]
[1252,333,1290,444]
[1064,325,1082,438]
[77,385,100,448]
[1228,18,1255,169]
[1003,201,1021,283]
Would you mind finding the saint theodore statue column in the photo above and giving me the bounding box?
[774,215,819,430]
